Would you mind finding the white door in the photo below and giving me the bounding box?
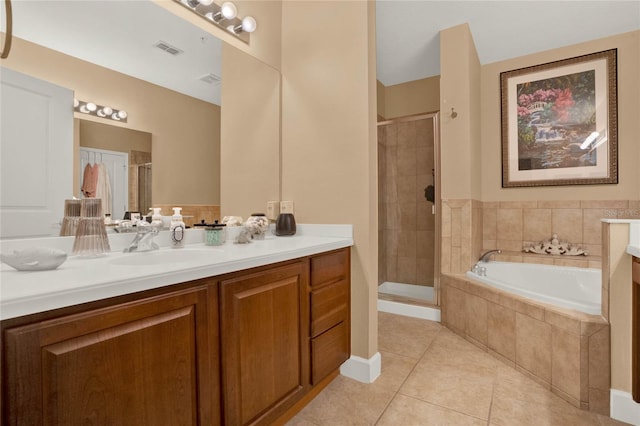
[79,147,128,221]
[0,68,73,238]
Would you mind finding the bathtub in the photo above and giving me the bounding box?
[466,261,601,315]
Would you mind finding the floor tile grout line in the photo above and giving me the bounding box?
[373,326,444,425]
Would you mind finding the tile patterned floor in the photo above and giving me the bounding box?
[287,312,629,426]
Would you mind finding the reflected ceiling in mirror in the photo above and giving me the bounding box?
[6,0,222,105]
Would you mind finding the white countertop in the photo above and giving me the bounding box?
[0,224,353,320]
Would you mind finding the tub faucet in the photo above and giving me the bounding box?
[479,249,502,262]
[124,223,159,253]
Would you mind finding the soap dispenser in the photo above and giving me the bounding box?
[170,207,185,248]
[150,207,163,231]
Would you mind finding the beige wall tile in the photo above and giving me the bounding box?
[443,285,467,333]
[398,231,417,258]
[523,208,552,242]
[442,203,452,238]
[588,388,610,416]
[451,208,462,244]
[588,326,610,391]
[497,208,523,241]
[441,237,452,273]
[496,240,524,252]
[399,202,417,230]
[582,209,605,245]
[385,146,398,177]
[397,120,416,148]
[451,246,462,273]
[466,294,488,345]
[416,203,435,231]
[483,208,497,240]
[397,175,417,204]
[445,199,470,208]
[499,201,538,209]
[483,239,497,250]
[397,146,417,176]
[385,202,399,230]
[516,313,552,382]
[538,201,581,209]
[544,310,581,335]
[416,230,435,259]
[580,200,628,209]
[583,244,602,257]
[488,302,516,362]
[551,327,581,401]
[551,209,583,244]
[483,201,500,209]
[397,256,417,284]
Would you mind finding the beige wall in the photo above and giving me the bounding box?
[382,76,440,119]
[220,43,281,218]
[480,30,640,201]
[439,23,481,200]
[280,1,378,358]
[2,36,221,206]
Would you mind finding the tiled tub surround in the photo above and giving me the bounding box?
[441,273,610,414]
[442,199,640,274]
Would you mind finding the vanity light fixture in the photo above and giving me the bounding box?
[175,0,256,44]
[74,99,128,123]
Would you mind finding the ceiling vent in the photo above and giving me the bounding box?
[153,41,183,56]
[199,73,221,85]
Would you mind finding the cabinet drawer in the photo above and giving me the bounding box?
[633,256,640,283]
[311,321,349,385]
[310,279,348,337]
[310,249,349,288]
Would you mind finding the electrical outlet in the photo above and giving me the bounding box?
[280,201,294,214]
[266,201,279,221]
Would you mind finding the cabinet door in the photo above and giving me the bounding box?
[3,283,219,426]
[220,261,310,426]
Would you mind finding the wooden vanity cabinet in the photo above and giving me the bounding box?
[309,248,351,384]
[1,247,352,426]
[219,260,310,426]
[1,280,220,426]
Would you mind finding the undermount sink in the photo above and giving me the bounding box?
[109,248,221,266]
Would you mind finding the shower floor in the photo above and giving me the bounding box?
[378,281,434,301]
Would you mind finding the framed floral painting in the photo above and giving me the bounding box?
[500,49,617,187]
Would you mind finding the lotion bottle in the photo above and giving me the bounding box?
[170,207,185,248]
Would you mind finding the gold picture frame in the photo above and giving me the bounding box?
[501,49,617,188]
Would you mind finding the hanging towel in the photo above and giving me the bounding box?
[95,163,112,216]
[81,163,98,198]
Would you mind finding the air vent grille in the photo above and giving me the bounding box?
[199,73,221,85]
[153,41,183,56]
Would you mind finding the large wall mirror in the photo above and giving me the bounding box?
[1,0,280,238]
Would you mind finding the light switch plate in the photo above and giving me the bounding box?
[266,201,279,221]
[280,201,294,214]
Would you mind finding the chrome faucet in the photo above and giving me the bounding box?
[123,223,159,253]
[478,249,502,262]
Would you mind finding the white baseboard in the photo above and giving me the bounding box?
[339,352,381,384]
[611,389,640,425]
[378,299,441,322]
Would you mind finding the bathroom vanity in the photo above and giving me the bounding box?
[0,228,352,425]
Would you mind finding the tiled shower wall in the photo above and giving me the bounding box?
[378,118,436,286]
[442,199,640,274]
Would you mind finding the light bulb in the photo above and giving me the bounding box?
[73,98,79,108]
[198,0,214,5]
[242,16,257,33]
[220,2,237,19]
[117,110,128,120]
[86,102,97,112]
[102,106,113,115]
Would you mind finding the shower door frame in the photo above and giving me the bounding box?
[377,111,442,306]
